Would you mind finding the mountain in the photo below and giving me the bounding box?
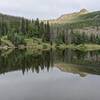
[49,9,100,43]
[0,13,25,23]
[0,9,100,47]
[49,9,100,24]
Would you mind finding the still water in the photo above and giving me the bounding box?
[0,49,100,100]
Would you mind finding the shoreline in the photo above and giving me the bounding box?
[0,44,100,51]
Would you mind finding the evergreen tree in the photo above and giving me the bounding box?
[20,18,26,34]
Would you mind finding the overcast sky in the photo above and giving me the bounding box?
[0,0,100,19]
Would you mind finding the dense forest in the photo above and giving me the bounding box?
[51,25,100,45]
[50,10,100,45]
[0,14,51,46]
[0,10,100,47]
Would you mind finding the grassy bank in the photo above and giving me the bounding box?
[55,44,100,51]
[0,36,100,51]
[73,44,100,51]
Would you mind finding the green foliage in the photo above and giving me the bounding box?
[7,33,25,46]
[0,11,100,47]
[55,33,64,45]
[42,21,50,42]
[0,13,51,46]
[0,38,1,45]
[50,10,100,45]
[96,35,100,44]
[43,44,48,49]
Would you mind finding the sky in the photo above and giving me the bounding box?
[0,0,100,19]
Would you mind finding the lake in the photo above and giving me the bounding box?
[0,49,100,100]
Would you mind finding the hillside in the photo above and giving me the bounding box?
[0,9,100,49]
[0,12,51,48]
[49,9,100,25]
[49,9,100,46]
[0,13,25,22]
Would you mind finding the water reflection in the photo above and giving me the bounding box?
[0,49,100,76]
[54,49,100,66]
[0,49,54,75]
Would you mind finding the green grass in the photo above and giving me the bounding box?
[56,44,100,51]
[25,38,34,46]
[1,36,100,51]
[24,37,51,50]
[1,36,15,48]
[76,44,100,51]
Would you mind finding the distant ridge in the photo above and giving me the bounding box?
[49,9,100,24]
[57,9,88,21]
[0,9,100,25]
[79,9,88,14]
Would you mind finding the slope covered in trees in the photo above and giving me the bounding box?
[0,9,100,49]
[0,13,51,47]
[50,9,100,46]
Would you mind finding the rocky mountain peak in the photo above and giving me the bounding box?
[79,9,88,14]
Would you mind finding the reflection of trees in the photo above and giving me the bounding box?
[55,49,100,76]
[54,49,100,66]
[0,49,99,75]
[0,49,54,75]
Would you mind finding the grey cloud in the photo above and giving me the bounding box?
[0,0,99,19]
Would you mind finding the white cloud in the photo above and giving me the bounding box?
[0,0,99,19]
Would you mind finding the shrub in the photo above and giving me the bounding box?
[7,33,26,46]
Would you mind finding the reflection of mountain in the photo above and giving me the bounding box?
[0,49,100,75]
[56,63,100,77]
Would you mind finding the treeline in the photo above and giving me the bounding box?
[53,28,100,45]
[0,14,51,46]
[0,13,100,46]
[50,18,100,45]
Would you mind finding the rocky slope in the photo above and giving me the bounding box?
[49,9,100,24]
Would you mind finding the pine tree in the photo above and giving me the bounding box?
[20,18,26,34]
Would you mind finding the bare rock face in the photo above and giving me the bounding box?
[79,9,88,14]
